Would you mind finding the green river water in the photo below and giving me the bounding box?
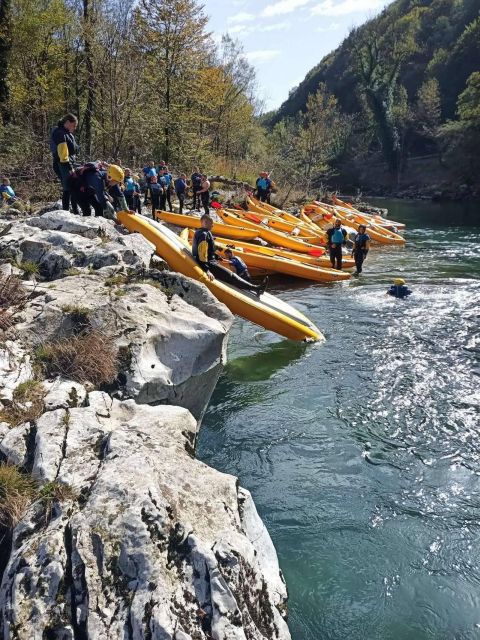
[197,199,480,640]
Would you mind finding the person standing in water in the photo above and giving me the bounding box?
[192,214,268,296]
[326,219,347,270]
[351,224,371,276]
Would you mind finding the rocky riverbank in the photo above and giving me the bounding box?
[0,209,291,639]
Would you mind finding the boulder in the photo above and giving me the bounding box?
[0,341,33,403]
[0,399,290,639]
[0,213,155,280]
[17,273,232,420]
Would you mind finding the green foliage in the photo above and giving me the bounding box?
[457,72,480,123]
[16,260,39,277]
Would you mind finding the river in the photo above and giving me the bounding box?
[197,199,480,640]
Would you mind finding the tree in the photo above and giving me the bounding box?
[415,78,441,141]
[0,0,11,123]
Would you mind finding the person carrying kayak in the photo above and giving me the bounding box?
[192,214,268,296]
[387,278,412,299]
[326,219,347,270]
[223,248,252,282]
[351,224,371,276]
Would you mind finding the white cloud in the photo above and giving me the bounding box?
[311,0,383,16]
[227,11,255,23]
[261,0,311,18]
[263,21,290,31]
[316,21,340,31]
[245,49,281,63]
[227,24,251,34]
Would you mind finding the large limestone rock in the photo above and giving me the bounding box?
[0,398,290,639]
[17,271,232,420]
[0,211,156,279]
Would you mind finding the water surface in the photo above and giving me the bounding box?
[197,199,480,640]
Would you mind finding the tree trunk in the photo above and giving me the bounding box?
[83,0,95,158]
[0,0,11,124]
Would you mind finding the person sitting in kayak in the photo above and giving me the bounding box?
[351,224,371,276]
[224,248,251,282]
[326,219,347,270]
[192,214,268,296]
[387,278,412,299]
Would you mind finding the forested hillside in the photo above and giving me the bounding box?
[267,0,480,195]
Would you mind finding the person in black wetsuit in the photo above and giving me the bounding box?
[50,113,79,213]
[192,214,268,296]
[326,219,347,270]
[351,224,371,276]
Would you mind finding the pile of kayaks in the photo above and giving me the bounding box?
[116,195,405,341]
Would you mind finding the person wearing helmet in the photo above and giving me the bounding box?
[67,162,107,217]
[256,171,272,203]
[106,164,127,212]
[387,278,412,299]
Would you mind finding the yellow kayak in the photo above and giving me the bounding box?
[185,230,356,271]
[216,209,323,254]
[332,196,406,231]
[155,210,260,241]
[118,211,323,342]
[231,208,327,244]
[204,237,350,283]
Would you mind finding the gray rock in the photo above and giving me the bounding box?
[18,274,232,420]
[0,214,155,280]
[42,378,87,411]
[0,422,30,466]
[0,341,33,403]
[0,400,290,639]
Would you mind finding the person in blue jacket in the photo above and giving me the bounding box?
[387,278,412,299]
[223,248,251,281]
[142,161,157,205]
[160,166,173,212]
[255,171,272,202]
[0,178,17,205]
[123,168,141,212]
[326,219,347,270]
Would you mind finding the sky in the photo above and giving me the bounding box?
[203,0,387,111]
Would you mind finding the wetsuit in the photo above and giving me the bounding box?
[50,125,79,213]
[198,179,210,214]
[256,177,272,203]
[162,172,173,211]
[108,183,127,212]
[352,231,370,274]
[387,284,412,299]
[191,172,202,210]
[192,228,260,293]
[327,226,347,270]
[150,182,163,217]
[175,177,187,214]
[123,177,136,210]
[228,256,251,281]
[143,166,157,204]
[67,163,107,217]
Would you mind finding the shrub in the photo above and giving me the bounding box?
[0,274,28,333]
[35,330,119,386]
[0,463,37,527]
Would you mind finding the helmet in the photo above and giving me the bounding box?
[394,278,406,285]
[107,164,124,183]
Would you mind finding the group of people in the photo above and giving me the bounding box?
[46,112,411,298]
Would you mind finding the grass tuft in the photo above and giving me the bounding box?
[35,330,118,387]
[0,379,45,427]
[16,261,39,278]
[0,464,37,527]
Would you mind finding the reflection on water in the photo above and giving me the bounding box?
[197,199,480,640]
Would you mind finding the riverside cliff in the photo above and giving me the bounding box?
[0,209,291,640]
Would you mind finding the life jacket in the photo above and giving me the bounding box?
[331,228,344,244]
